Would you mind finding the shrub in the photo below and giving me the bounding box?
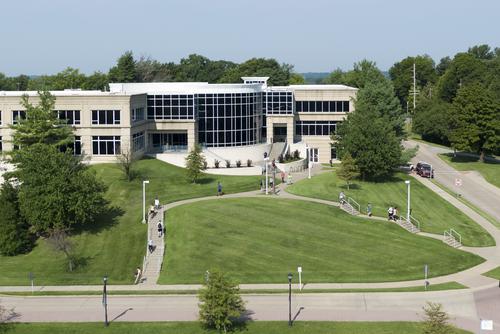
[285,151,292,161]
[225,160,231,168]
[278,154,284,163]
[246,159,252,167]
[214,159,220,168]
[293,149,300,160]
[236,160,242,168]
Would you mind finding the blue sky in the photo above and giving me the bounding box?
[1,0,499,75]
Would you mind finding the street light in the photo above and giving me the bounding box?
[405,180,410,222]
[142,180,150,223]
[307,147,311,179]
[102,275,109,327]
[288,272,293,327]
[264,157,269,195]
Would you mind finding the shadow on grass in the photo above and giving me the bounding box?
[72,205,125,236]
[443,152,500,164]
[196,176,217,185]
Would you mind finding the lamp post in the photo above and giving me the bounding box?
[264,157,269,195]
[102,275,108,327]
[307,147,311,179]
[288,272,293,327]
[405,180,410,222]
[142,180,150,223]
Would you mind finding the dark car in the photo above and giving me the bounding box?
[416,162,434,178]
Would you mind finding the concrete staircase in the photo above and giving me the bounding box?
[396,218,420,233]
[443,229,462,248]
[340,202,359,216]
[140,207,166,285]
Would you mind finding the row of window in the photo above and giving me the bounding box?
[56,110,81,125]
[295,121,338,136]
[92,136,121,155]
[263,91,293,114]
[132,107,145,122]
[92,110,121,125]
[147,95,196,120]
[295,101,350,113]
[8,110,120,125]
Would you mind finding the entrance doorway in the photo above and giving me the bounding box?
[150,132,188,152]
[273,125,287,142]
[309,148,319,163]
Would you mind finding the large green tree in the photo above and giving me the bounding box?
[15,143,107,234]
[413,98,451,145]
[219,58,292,86]
[0,183,33,256]
[108,51,137,83]
[448,83,500,161]
[323,60,386,89]
[9,91,73,151]
[198,270,246,333]
[389,55,437,108]
[185,144,206,183]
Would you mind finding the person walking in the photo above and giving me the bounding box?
[148,239,154,253]
[287,173,293,185]
[388,206,394,221]
[217,181,222,196]
[154,196,160,210]
[281,171,285,183]
[367,203,372,217]
[157,221,163,238]
[339,191,346,205]
[134,267,142,284]
[394,207,398,221]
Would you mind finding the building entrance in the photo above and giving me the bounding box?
[150,132,187,152]
[273,125,287,143]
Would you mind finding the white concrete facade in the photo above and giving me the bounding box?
[0,79,357,164]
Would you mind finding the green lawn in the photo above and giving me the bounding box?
[2,322,471,334]
[483,266,500,280]
[159,198,483,284]
[0,159,259,286]
[439,153,500,188]
[287,172,494,247]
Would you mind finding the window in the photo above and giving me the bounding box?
[55,110,81,125]
[295,121,338,136]
[294,101,350,113]
[61,136,82,155]
[132,132,145,152]
[132,107,145,122]
[263,91,293,115]
[146,95,195,120]
[92,136,121,155]
[91,110,121,125]
[12,110,26,124]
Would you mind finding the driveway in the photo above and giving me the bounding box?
[404,140,500,222]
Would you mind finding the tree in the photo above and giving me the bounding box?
[117,147,137,181]
[135,56,177,82]
[389,55,437,108]
[15,144,107,234]
[436,56,452,76]
[422,302,454,334]
[0,183,33,256]
[448,83,500,161]
[50,67,87,90]
[185,144,206,183]
[219,58,292,86]
[322,68,346,84]
[336,152,359,190]
[413,98,452,145]
[9,91,73,151]
[47,228,76,271]
[289,73,305,84]
[198,270,246,333]
[468,44,495,60]
[108,51,137,83]
[341,60,386,89]
[83,71,109,90]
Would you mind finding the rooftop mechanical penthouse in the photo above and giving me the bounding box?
[0,77,357,164]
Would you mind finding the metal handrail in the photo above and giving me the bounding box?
[450,228,462,244]
[347,197,360,213]
[409,215,421,230]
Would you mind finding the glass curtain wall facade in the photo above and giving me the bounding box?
[197,92,261,147]
[147,94,195,120]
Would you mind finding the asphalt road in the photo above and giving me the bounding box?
[405,140,500,221]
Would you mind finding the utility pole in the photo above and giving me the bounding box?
[412,62,417,111]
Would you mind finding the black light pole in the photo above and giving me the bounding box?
[103,275,109,327]
[288,272,293,327]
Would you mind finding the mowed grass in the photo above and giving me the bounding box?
[0,322,472,334]
[159,198,483,284]
[287,172,494,247]
[0,159,259,286]
[439,153,500,188]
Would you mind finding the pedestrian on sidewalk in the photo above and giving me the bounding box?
[287,173,293,185]
[281,171,285,183]
[339,191,346,205]
[154,195,160,210]
[217,181,223,196]
[367,203,372,217]
[393,207,398,221]
[134,267,142,284]
[388,206,394,221]
[157,221,163,238]
[148,239,154,253]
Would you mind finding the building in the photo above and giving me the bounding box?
[0,77,357,164]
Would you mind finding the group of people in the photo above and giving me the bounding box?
[387,206,399,221]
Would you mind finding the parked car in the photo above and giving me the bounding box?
[416,161,434,178]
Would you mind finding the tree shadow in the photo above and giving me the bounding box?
[196,176,217,185]
[111,308,133,322]
[72,205,125,235]
[340,183,361,190]
[443,152,500,164]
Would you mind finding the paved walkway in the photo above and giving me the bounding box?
[405,139,500,221]
[139,205,166,285]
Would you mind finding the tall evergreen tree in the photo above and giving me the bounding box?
[336,152,360,190]
[108,51,137,83]
[185,144,206,183]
